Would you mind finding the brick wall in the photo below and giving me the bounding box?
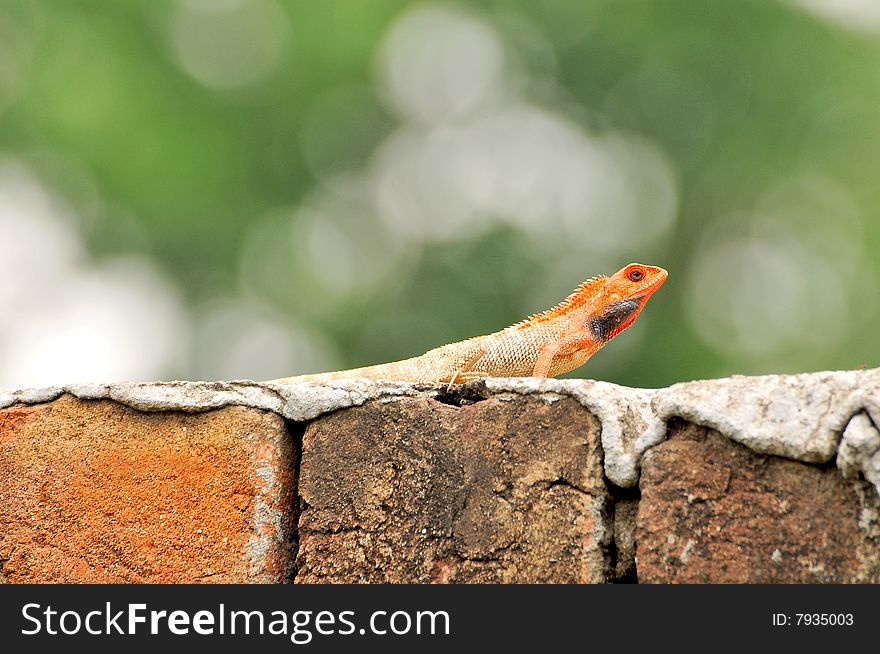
[1,369,878,583]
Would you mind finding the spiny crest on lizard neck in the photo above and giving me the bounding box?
[512,275,609,329]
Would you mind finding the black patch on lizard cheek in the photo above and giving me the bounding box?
[589,297,642,342]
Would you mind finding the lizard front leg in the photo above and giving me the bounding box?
[532,331,593,378]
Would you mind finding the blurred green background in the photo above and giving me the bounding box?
[1,0,878,390]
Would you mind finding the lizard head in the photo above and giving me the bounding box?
[589,263,668,342]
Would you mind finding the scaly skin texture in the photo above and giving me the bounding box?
[271,263,667,385]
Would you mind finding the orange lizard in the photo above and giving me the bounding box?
[271,263,667,385]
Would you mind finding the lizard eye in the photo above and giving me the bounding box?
[627,268,645,282]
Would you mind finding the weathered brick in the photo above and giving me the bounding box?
[0,395,296,583]
[296,395,610,583]
[636,421,877,583]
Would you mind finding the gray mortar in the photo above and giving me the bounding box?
[2,368,879,494]
[839,411,880,490]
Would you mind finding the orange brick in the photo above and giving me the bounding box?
[0,395,296,583]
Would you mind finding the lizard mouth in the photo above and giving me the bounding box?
[639,272,668,299]
[627,293,651,306]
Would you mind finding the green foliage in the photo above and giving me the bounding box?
[2,0,877,386]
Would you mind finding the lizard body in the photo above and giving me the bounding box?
[270,263,667,385]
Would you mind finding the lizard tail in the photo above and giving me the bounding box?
[267,356,431,384]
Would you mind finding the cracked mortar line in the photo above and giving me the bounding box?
[2,368,879,494]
